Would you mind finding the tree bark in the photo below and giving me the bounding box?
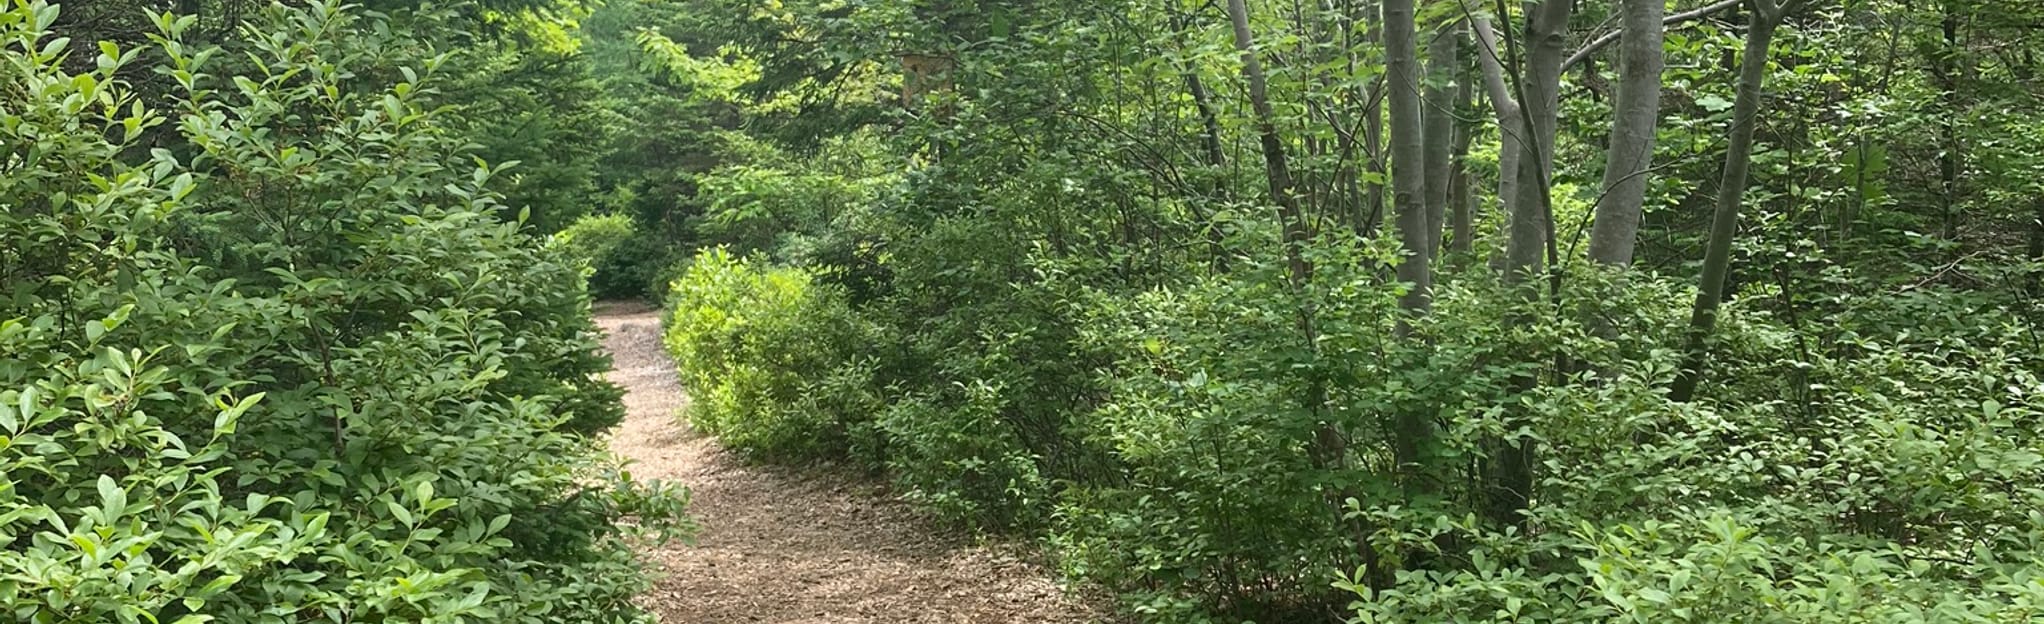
[1170,10,1232,270]
[1361,0,1388,237]
[1477,0,1571,533]
[1226,0,1312,286]
[1474,16,1523,266]
[1563,0,1742,71]
[1586,0,1668,266]
[1503,0,1573,279]
[1423,20,1464,256]
[1385,0,1432,496]
[1450,71,1477,255]
[1936,3,1965,240]
[1229,0,1349,487]
[1672,0,1796,402]
[1387,0,1430,313]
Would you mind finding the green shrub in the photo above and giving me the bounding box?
[1339,325,2044,622]
[877,389,1049,529]
[551,212,672,301]
[854,204,1118,530]
[690,130,898,261]
[1051,237,1410,620]
[595,231,681,302]
[0,4,687,621]
[553,213,638,268]
[662,248,874,459]
[1029,234,2044,621]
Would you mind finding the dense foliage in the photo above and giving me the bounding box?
[662,249,876,459]
[634,0,2044,622]
[3,3,686,621]
[15,0,2044,621]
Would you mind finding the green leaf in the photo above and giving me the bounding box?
[15,388,34,430]
[214,392,262,437]
[98,475,127,520]
[195,574,241,598]
[387,499,414,526]
[169,173,195,200]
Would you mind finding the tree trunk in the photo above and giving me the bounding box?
[1229,0,1348,490]
[1450,73,1477,255]
[1474,16,1522,257]
[1385,0,1432,498]
[1170,10,1232,270]
[1226,0,1312,286]
[1672,0,1795,403]
[1586,0,1667,266]
[1423,20,1464,256]
[1473,0,1571,532]
[1361,0,1387,237]
[1386,0,1430,314]
[1936,3,1964,240]
[1503,0,1573,279]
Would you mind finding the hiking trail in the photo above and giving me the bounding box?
[595,302,1102,623]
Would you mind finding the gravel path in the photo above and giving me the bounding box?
[594,302,1104,623]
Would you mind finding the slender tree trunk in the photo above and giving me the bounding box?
[1188,70,1233,270]
[1503,0,1572,279]
[1450,74,1477,255]
[1474,0,1571,532]
[1170,10,1232,270]
[1227,0,1312,285]
[1361,0,1388,237]
[1474,17,1523,263]
[1385,0,1432,499]
[1936,4,1964,240]
[1586,0,1668,266]
[1364,93,1387,234]
[1387,0,1430,313]
[1423,20,1464,256]
[1672,0,1797,402]
[2028,199,2044,294]
[1229,0,1347,489]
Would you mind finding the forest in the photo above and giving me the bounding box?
[6,0,2044,621]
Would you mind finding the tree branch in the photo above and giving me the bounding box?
[1563,0,1741,71]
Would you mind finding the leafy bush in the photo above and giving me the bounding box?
[1324,274,2044,622]
[551,212,673,301]
[662,248,875,459]
[686,130,900,274]
[1034,240,2044,620]
[554,213,638,268]
[1048,237,1412,621]
[630,1,2044,621]
[1339,312,2044,622]
[695,165,864,255]
[644,115,2044,624]
[601,232,684,302]
[1,4,686,621]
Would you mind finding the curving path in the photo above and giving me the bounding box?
[595,302,1104,623]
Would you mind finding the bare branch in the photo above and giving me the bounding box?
[1563,0,1741,71]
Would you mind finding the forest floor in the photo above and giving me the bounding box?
[594,302,1105,623]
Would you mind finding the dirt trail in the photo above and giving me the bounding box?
[595,303,1103,624]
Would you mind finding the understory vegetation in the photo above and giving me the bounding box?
[638,0,2044,622]
[5,2,687,621]
[13,0,2044,622]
